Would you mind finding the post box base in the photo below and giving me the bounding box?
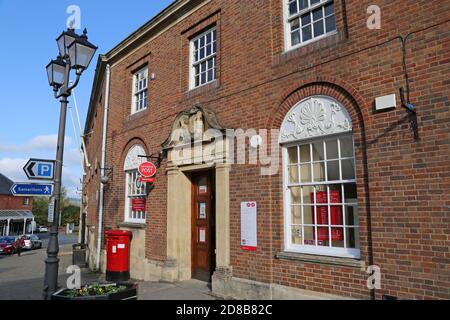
[106,271,130,283]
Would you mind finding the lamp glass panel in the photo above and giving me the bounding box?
[57,33,77,57]
[53,63,66,86]
[69,43,96,69]
[46,64,53,86]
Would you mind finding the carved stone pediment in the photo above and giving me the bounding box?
[162,105,225,149]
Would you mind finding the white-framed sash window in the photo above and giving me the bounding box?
[189,27,217,89]
[125,170,147,223]
[284,0,337,50]
[132,67,148,114]
[280,96,360,258]
[124,145,147,224]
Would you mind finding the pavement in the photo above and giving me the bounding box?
[137,280,216,300]
[0,234,217,300]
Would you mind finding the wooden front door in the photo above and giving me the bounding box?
[191,171,215,282]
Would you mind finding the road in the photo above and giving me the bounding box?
[36,232,79,248]
[0,233,100,300]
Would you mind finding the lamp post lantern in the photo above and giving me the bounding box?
[44,28,97,300]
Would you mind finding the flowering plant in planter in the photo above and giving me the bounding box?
[52,282,137,300]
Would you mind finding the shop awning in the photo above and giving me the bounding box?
[0,210,34,221]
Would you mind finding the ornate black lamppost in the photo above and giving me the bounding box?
[44,28,97,300]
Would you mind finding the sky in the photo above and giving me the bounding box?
[0,1,173,198]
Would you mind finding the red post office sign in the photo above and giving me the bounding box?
[131,198,146,212]
[138,162,157,178]
[139,177,156,183]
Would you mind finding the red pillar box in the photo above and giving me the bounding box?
[105,230,132,283]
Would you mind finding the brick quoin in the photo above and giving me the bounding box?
[83,0,450,300]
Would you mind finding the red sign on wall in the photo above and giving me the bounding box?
[139,177,156,183]
[132,198,146,212]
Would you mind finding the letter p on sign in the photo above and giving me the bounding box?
[38,164,52,177]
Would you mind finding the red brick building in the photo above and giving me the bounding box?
[0,173,34,236]
[82,0,450,299]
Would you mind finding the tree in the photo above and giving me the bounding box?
[31,186,80,227]
[62,205,80,225]
[32,197,50,226]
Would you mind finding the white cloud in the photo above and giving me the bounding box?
[0,157,28,181]
[0,134,73,153]
[65,148,84,167]
[62,166,82,198]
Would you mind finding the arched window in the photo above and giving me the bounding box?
[280,96,359,258]
[124,145,147,223]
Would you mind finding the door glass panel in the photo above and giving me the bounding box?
[199,202,207,219]
[198,228,206,243]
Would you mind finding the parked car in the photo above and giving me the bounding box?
[30,234,42,249]
[25,234,43,250]
[0,237,18,255]
[37,226,48,233]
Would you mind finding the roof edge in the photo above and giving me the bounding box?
[83,0,205,136]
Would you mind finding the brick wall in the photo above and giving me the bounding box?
[84,0,450,299]
[0,195,33,211]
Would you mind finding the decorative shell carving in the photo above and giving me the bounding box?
[124,145,146,171]
[280,96,353,144]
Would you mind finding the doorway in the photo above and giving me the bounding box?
[191,171,216,282]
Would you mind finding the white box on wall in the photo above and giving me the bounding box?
[375,94,397,111]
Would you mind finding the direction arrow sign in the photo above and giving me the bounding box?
[10,183,54,197]
[23,159,55,181]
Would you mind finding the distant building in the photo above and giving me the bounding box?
[0,173,34,236]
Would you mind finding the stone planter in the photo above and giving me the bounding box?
[51,283,138,300]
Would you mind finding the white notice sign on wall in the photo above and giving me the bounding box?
[241,202,257,251]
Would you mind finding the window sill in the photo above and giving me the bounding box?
[184,80,220,100]
[273,30,347,67]
[125,107,148,121]
[118,222,146,230]
[275,251,363,268]
[284,30,338,54]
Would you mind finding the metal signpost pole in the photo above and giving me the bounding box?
[43,95,68,300]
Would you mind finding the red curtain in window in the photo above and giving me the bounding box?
[311,191,343,241]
